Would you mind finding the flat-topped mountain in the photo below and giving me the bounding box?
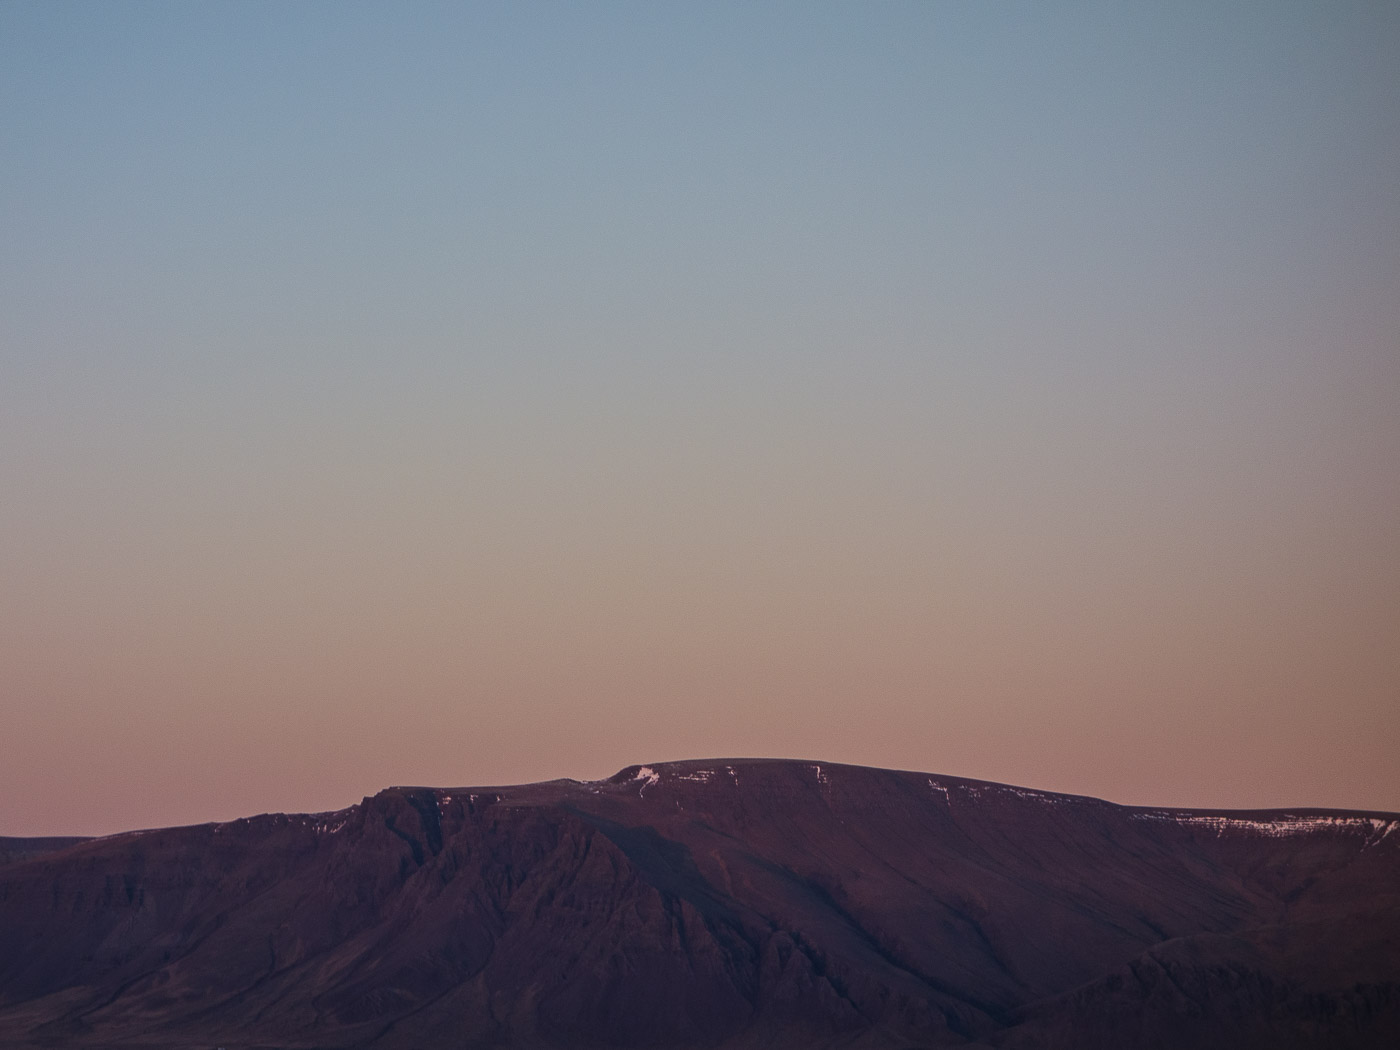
[1,759,1397,1049]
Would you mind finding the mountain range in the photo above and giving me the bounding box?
[1,758,1397,1049]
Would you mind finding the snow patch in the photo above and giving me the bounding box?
[675,769,715,784]
[309,808,354,835]
[634,766,661,795]
[1003,787,1057,803]
[1132,811,1399,840]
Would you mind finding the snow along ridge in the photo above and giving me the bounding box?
[1131,811,1399,842]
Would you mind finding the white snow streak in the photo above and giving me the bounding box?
[1132,812,1399,840]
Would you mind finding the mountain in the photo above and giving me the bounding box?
[1,758,1397,1049]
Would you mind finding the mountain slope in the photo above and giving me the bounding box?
[1,759,1397,1049]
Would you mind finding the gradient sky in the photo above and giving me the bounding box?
[3,1,1398,836]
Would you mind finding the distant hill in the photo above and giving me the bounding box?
[2,758,1397,1048]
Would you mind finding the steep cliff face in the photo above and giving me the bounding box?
[1,759,1397,1049]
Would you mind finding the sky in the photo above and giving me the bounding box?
[2,1,1398,836]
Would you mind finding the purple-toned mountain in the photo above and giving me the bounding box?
[1,759,1397,1049]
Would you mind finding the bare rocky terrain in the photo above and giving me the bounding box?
[1,758,1397,1049]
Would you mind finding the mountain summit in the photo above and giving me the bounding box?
[2,758,1397,1049]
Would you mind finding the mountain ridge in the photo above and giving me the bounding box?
[2,757,1397,1049]
[20,757,1397,844]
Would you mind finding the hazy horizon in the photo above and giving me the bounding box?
[3,1,1398,837]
